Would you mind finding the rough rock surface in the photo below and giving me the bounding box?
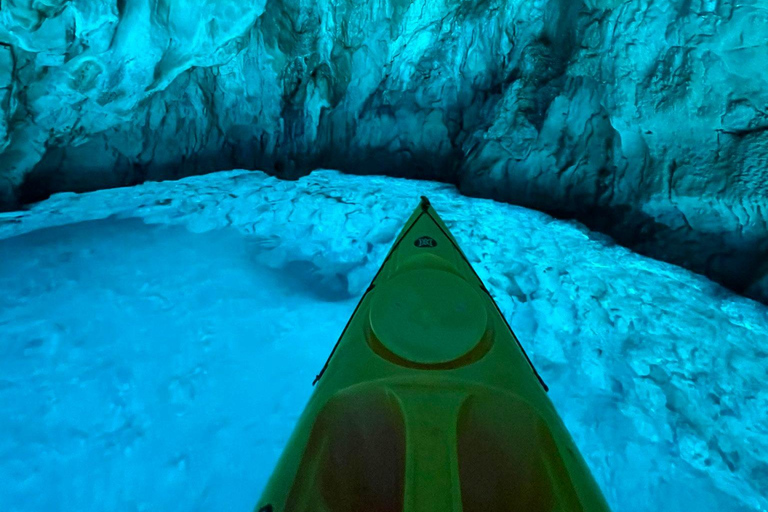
[1,0,768,300]
[1,169,767,511]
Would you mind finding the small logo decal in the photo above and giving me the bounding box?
[414,236,437,248]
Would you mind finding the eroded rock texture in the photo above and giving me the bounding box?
[1,0,767,300]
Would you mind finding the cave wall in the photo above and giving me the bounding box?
[1,0,768,300]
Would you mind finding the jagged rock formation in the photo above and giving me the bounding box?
[1,0,767,300]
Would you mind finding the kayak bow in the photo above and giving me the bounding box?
[256,197,611,512]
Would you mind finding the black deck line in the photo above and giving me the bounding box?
[312,209,427,385]
[423,209,549,392]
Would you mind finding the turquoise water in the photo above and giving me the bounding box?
[0,170,766,511]
[0,219,356,511]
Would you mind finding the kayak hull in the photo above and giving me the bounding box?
[256,197,611,512]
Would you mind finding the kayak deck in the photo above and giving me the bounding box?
[257,197,610,512]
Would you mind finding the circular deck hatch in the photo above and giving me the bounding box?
[369,269,487,366]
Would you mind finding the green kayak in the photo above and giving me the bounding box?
[256,197,611,512]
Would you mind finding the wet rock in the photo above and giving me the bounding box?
[0,0,767,301]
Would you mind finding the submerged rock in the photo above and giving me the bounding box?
[1,169,766,511]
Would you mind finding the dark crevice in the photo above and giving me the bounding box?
[717,125,768,138]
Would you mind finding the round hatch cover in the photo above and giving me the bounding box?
[369,268,487,365]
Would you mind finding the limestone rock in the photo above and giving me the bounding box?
[1,0,767,301]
